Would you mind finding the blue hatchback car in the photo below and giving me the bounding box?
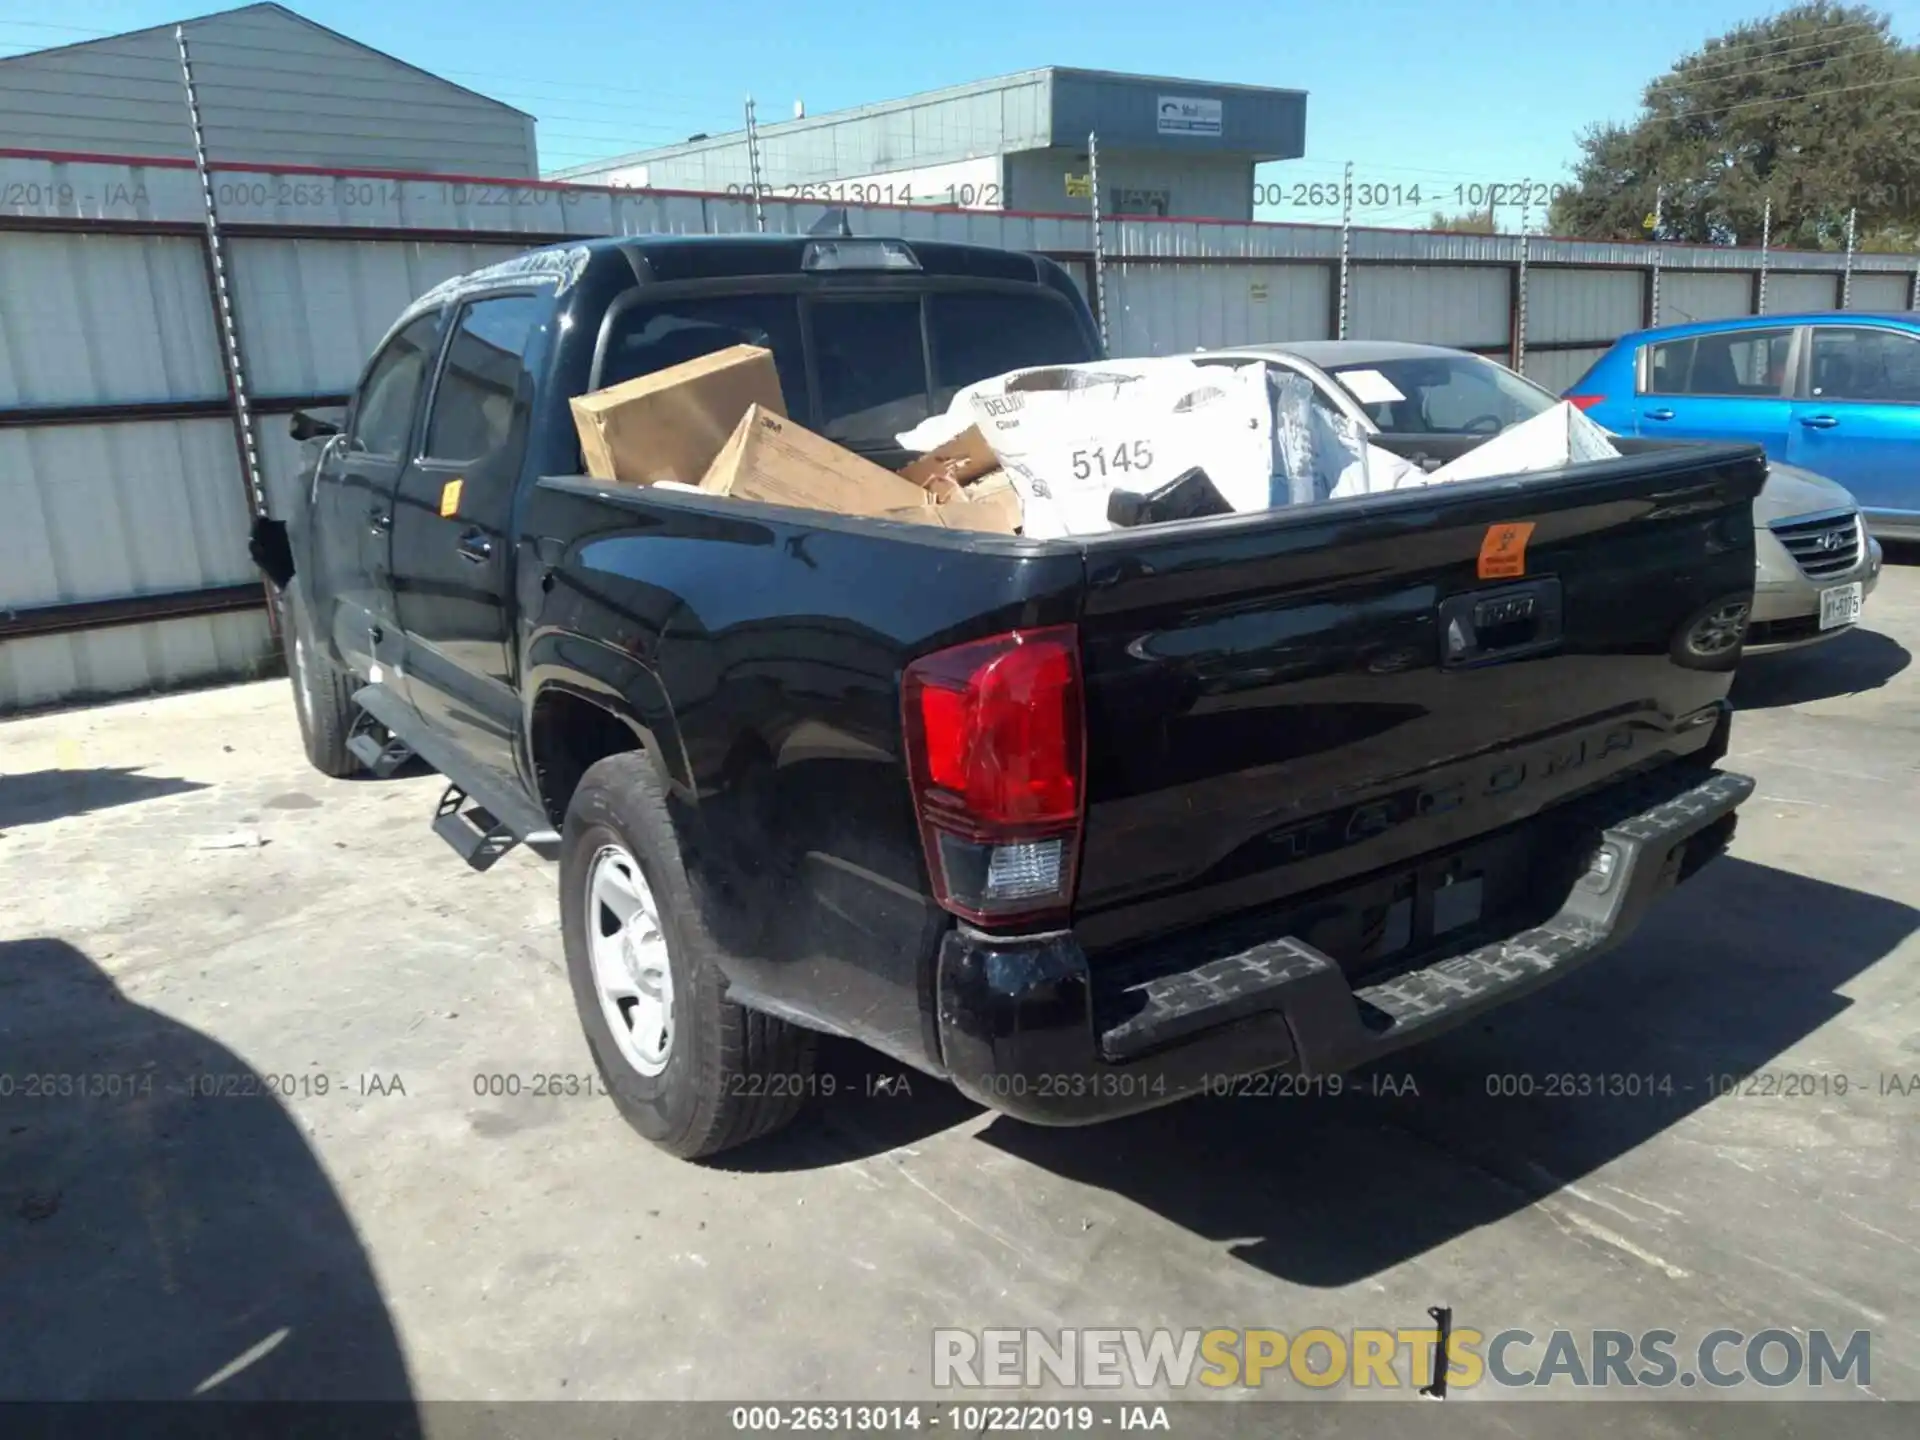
[1568,311,1920,540]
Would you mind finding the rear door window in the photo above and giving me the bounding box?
[424,294,543,464]
[1647,328,1792,396]
[1646,338,1693,394]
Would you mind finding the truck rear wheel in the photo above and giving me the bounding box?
[559,751,816,1159]
[281,583,359,778]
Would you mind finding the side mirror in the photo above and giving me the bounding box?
[289,407,344,442]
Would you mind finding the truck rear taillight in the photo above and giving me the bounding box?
[1565,394,1605,411]
[902,625,1085,926]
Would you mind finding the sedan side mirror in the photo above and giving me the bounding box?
[289,407,344,442]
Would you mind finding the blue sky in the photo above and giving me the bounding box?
[3,0,1918,227]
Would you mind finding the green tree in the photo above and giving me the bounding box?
[1427,207,1497,233]
[1426,206,1547,235]
[1548,2,1920,249]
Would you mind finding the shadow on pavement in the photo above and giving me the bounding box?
[716,1035,985,1173]
[974,857,1914,1287]
[1731,627,1910,710]
[0,768,208,832]
[0,938,419,1418]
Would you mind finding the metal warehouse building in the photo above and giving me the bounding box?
[0,2,538,177]
[555,68,1307,223]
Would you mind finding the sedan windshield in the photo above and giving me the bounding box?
[1325,354,1557,436]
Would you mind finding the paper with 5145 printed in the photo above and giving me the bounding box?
[898,359,1280,538]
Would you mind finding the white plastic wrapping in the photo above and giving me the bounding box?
[895,362,1626,536]
[907,359,1279,538]
[1269,372,1428,502]
[1421,400,1622,484]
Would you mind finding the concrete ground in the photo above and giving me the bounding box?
[2,565,1917,1432]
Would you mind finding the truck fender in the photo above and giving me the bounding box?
[521,649,692,806]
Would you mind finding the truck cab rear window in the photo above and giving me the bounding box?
[930,291,1093,403]
[597,286,1096,446]
[811,297,928,446]
[599,294,810,412]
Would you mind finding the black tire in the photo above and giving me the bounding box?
[560,751,817,1159]
[281,582,359,778]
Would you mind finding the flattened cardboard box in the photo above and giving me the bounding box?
[700,406,933,517]
[899,424,1000,493]
[884,472,1022,533]
[570,344,785,485]
[891,424,1022,533]
[700,407,1023,534]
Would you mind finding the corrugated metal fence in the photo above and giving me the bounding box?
[4,144,1917,711]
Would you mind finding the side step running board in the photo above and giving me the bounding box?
[351,683,562,870]
[433,785,519,873]
[345,710,415,778]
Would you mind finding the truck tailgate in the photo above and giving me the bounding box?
[1070,442,1764,959]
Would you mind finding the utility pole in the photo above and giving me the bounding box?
[743,96,767,234]
[1337,160,1354,340]
[1089,130,1109,353]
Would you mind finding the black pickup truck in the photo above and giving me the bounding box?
[255,234,1762,1160]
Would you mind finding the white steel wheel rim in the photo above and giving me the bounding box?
[585,843,675,1077]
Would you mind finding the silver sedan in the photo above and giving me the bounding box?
[1205,340,1883,655]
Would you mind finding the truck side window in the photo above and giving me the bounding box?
[350,315,440,456]
[928,291,1093,403]
[425,295,543,463]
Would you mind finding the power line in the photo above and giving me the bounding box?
[1643,20,1895,88]
[1656,69,1920,123]
[1646,46,1908,105]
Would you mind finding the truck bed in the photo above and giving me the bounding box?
[526,434,1761,1041]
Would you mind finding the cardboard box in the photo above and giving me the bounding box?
[900,424,1001,491]
[570,344,785,485]
[878,472,1021,534]
[700,406,934,517]
[886,425,1023,532]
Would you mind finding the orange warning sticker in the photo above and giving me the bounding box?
[1478,521,1535,579]
[439,478,463,518]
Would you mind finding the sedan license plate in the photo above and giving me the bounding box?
[1818,582,1863,631]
